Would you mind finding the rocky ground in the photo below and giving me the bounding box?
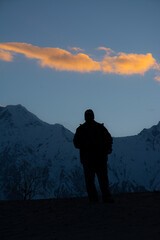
[0,192,160,240]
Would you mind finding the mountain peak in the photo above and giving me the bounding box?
[139,121,160,137]
[0,104,44,128]
[5,104,29,111]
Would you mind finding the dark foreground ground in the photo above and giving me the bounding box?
[0,192,160,240]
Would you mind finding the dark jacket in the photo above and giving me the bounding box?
[73,120,113,164]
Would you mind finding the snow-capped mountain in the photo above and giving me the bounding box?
[0,104,160,200]
[109,122,160,193]
[0,105,82,200]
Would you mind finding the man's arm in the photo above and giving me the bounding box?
[103,125,113,154]
[73,128,81,149]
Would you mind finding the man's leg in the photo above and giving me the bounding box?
[83,163,98,202]
[96,161,113,202]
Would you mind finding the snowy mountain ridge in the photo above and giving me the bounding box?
[0,105,160,200]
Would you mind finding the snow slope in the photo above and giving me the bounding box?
[0,105,160,199]
[109,122,160,193]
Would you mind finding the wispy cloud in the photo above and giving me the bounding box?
[0,42,159,79]
[154,76,160,82]
[96,47,115,55]
[153,63,160,82]
[0,49,13,61]
[68,46,84,52]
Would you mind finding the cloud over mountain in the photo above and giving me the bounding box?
[0,42,159,79]
[0,42,100,73]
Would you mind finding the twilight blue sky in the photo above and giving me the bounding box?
[0,0,160,137]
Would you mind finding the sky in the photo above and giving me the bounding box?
[0,0,160,137]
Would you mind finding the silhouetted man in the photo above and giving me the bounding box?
[73,109,113,203]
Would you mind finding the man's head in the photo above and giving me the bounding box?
[84,109,94,123]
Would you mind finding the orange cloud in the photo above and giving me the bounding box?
[0,42,100,72]
[154,76,160,82]
[97,47,115,55]
[68,46,84,52]
[102,53,156,75]
[0,49,13,61]
[0,42,159,78]
[153,62,160,71]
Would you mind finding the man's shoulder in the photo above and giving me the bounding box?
[95,121,111,135]
[94,121,105,128]
[76,121,107,131]
[76,123,86,131]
